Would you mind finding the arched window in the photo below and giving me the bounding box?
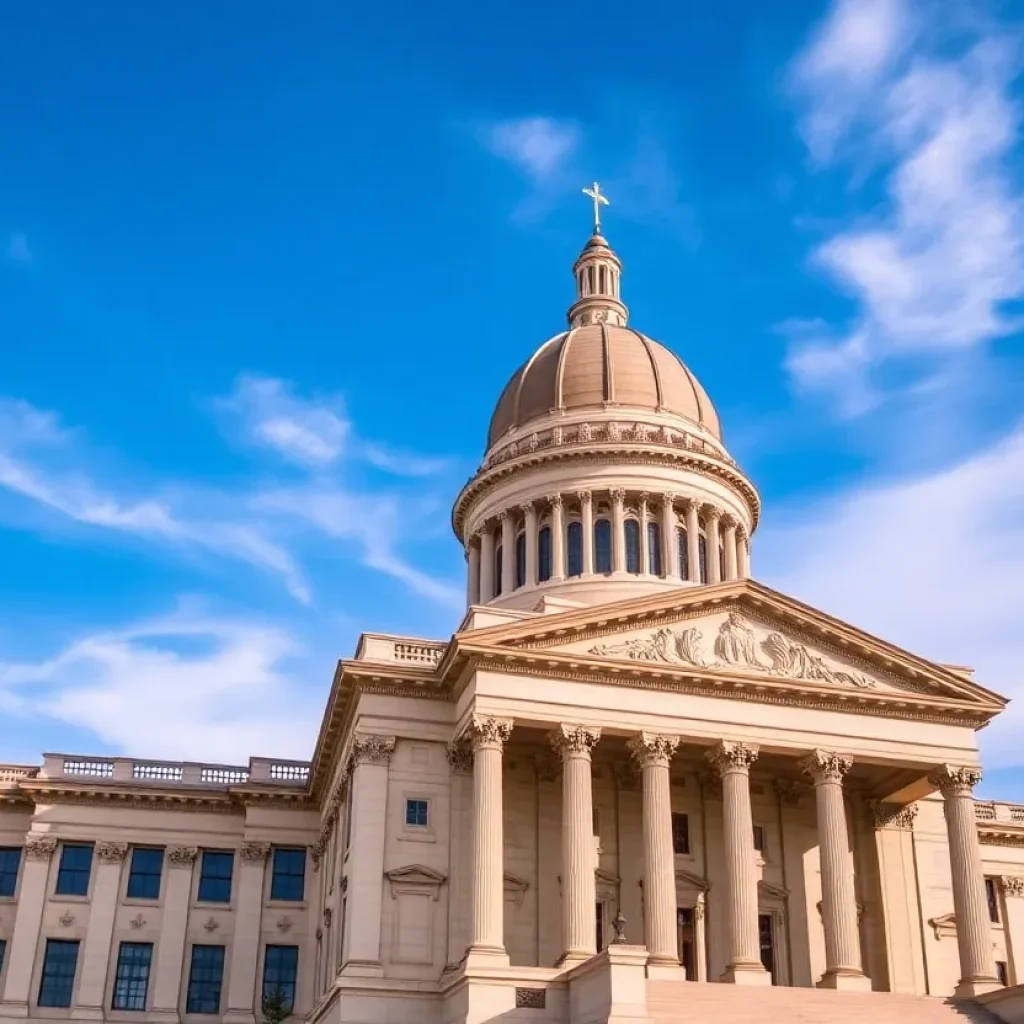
[594,518,613,574]
[677,526,689,580]
[698,534,708,584]
[494,543,504,595]
[567,521,583,577]
[624,520,641,574]
[538,526,552,582]
[647,521,662,575]
[515,533,527,589]
[599,265,607,294]
[588,266,596,295]
[719,542,726,582]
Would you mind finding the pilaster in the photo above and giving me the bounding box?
[550,495,566,580]
[685,500,700,584]
[223,843,271,1024]
[445,741,475,971]
[151,846,198,1024]
[1002,877,1024,986]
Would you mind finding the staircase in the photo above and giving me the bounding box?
[646,980,1005,1023]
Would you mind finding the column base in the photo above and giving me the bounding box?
[954,975,1003,999]
[646,958,687,981]
[338,959,385,979]
[721,961,771,986]
[463,945,510,970]
[817,969,872,991]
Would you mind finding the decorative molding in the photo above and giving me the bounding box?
[705,740,759,776]
[469,715,513,752]
[203,917,220,933]
[240,842,271,864]
[515,989,546,1010]
[871,801,918,830]
[929,765,982,796]
[675,868,710,893]
[24,835,57,861]
[446,740,473,775]
[800,750,852,784]
[385,864,447,900]
[96,841,129,862]
[550,724,601,760]
[504,871,530,906]
[1002,876,1024,898]
[168,846,198,867]
[349,734,396,769]
[129,913,146,929]
[627,732,680,770]
[276,916,294,933]
[324,907,333,927]
[928,912,957,941]
[58,910,75,927]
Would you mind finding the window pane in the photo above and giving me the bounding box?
[186,945,225,1014]
[56,844,93,897]
[624,520,641,574]
[404,800,429,828]
[514,532,526,588]
[567,522,583,577]
[647,521,662,575]
[671,813,690,855]
[494,545,503,595]
[594,519,612,574]
[112,942,152,1011]
[263,945,299,1012]
[198,852,233,903]
[986,878,1000,923]
[677,527,689,580]
[127,848,163,900]
[38,939,79,1008]
[270,849,306,902]
[0,848,21,898]
[538,526,552,582]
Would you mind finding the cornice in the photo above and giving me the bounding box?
[978,825,1024,848]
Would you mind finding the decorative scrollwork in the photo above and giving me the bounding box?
[550,724,601,759]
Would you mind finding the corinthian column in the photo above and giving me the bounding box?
[722,517,738,581]
[706,741,770,985]
[801,750,869,990]
[929,765,1001,998]
[628,733,684,976]
[467,715,513,967]
[522,502,538,587]
[737,528,751,579]
[706,508,722,584]
[611,489,626,572]
[500,511,515,594]
[685,500,701,583]
[550,724,601,965]
[550,495,565,580]
[467,536,481,605]
[661,494,678,579]
[479,528,495,603]
[580,491,594,575]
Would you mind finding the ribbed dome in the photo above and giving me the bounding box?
[487,324,721,447]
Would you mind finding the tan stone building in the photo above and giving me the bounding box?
[2,224,1023,1024]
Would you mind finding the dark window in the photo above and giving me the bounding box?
[677,527,689,580]
[671,813,690,855]
[594,519,612,573]
[758,914,776,983]
[719,543,726,580]
[985,878,1000,923]
[538,526,552,582]
[197,851,233,904]
[514,532,526,588]
[186,945,225,1014]
[112,942,152,1011]
[263,945,299,1012]
[0,938,6,976]
[56,844,93,896]
[647,521,662,575]
[677,907,695,980]
[624,520,641,573]
[567,522,583,577]
[0,847,20,897]
[698,534,708,584]
[126,848,163,900]
[996,961,1008,986]
[595,903,605,952]
[753,826,767,855]
[38,939,79,1008]
[270,849,306,902]
[405,800,429,829]
[494,544,503,595]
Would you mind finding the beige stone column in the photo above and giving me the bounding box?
[639,494,650,574]
[224,843,271,1023]
[551,724,601,965]
[685,500,701,583]
[550,495,566,580]
[445,742,475,971]
[694,902,708,981]
[706,742,770,985]
[737,529,751,579]
[580,490,595,575]
[467,715,513,967]
[1,835,56,1013]
[522,502,538,587]
[73,842,128,1018]
[500,511,515,594]
[479,528,495,603]
[801,751,869,990]
[706,508,722,584]
[1002,877,1024,986]
[340,734,395,978]
[151,846,198,1022]
[722,518,738,582]
[611,489,626,573]
[661,494,678,579]
[929,765,1001,998]
[628,733,683,977]
[467,537,481,605]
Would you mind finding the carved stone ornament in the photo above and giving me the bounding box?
[349,734,396,769]
[548,494,563,510]
[203,917,219,933]
[277,915,294,933]
[550,724,601,760]
[705,740,759,776]
[1002,876,1024,898]
[24,836,57,861]
[774,779,806,807]
[59,911,75,927]
[871,801,918,830]
[612,760,639,790]
[928,764,982,796]
[446,740,473,775]
[167,846,198,868]
[800,750,853,784]
[469,715,513,752]
[534,752,560,783]
[699,770,723,799]
[323,907,333,927]
[577,488,592,503]
[96,841,129,863]
[627,732,680,769]
[129,913,146,929]
[240,842,271,863]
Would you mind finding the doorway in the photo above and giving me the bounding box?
[758,914,777,984]
[677,907,696,980]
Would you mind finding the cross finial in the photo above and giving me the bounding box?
[582,181,609,233]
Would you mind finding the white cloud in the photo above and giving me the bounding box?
[482,117,580,182]
[359,442,452,478]
[6,233,32,263]
[758,422,1024,774]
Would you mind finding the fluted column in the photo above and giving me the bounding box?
[467,537,481,605]
[500,510,515,594]
[75,842,129,1016]
[661,494,678,579]
[550,495,566,580]
[686,500,701,583]
[722,517,738,581]
[611,489,626,572]
[467,715,513,967]
[706,741,770,985]
[479,528,495,603]
[929,765,1001,998]
[522,502,538,587]
[737,529,751,579]
[551,724,601,964]
[801,751,869,990]
[693,902,708,981]
[580,490,595,575]
[706,508,722,584]
[628,733,683,976]
[639,493,650,574]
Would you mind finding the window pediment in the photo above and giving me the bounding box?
[384,864,446,900]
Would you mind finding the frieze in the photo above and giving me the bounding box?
[24,836,57,861]
[240,842,271,863]
[1001,876,1024,898]
[167,846,198,867]
[96,841,129,862]
[871,801,918,830]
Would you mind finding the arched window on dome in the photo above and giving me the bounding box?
[718,540,726,582]
[698,533,708,585]
[647,521,662,575]
[515,532,527,589]
[538,526,553,582]
[624,519,641,574]
[599,265,608,294]
[567,521,583,577]
[588,266,596,295]
[494,543,503,596]
[594,518,612,574]
[677,526,689,580]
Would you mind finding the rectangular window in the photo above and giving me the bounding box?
[38,939,79,1008]
[0,938,6,976]
[126,848,164,900]
[262,945,299,1012]
[270,849,306,902]
[0,847,21,897]
[985,878,1000,923]
[404,799,429,828]
[753,826,767,855]
[197,851,233,903]
[56,844,93,896]
[996,961,1008,986]
[186,945,225,1014]
[112,942,153,1011]
[595,902,605,952]
[671,813,690,855]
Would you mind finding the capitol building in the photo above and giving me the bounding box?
[1,212,1023,1024]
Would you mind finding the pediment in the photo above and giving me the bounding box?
[384,864,446,886]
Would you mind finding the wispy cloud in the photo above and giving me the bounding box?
[5,233,32,264]
[481,117,580,183]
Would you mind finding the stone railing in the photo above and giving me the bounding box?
[975,800,1024,825]
[39,754,310,789]
[356,634,446,667]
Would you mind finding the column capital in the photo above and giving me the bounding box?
[627,732,680,769]
[168,846,199,868]
[721,513,737,530]
[702,503,721,521]
[1002,876,1024,898]
[928,764,982,795]
[519,501,535,517]
[547,493,563,508]
[611,488,626,503]
[870,801,918,830]
[469,715,513,752]
[705,740,759,776]
[800,749,853,784]
[663,492,677,505]
[24,835,57,861]
[96,841,129,863]
[446,740,474,774]
[550,723,601,760]
[497,509,510,522]
[239,842,271,864]
[350,733,396,768]
[577,489,593,505]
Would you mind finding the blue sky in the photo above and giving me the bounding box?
[2,0,1024,797]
